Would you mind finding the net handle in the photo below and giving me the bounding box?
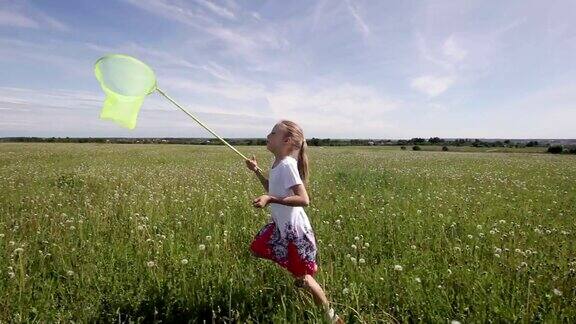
[156,87,264,176]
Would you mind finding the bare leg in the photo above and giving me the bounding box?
[296,274,329,308]
[295,275,344,323]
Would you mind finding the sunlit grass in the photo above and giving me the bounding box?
[1,143,574,322]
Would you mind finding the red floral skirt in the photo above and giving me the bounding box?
[250,222,318,277]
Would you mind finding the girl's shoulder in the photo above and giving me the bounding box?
[272,156,297,170]
[284,156,298,165]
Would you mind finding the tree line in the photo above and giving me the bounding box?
[1,137,574,153]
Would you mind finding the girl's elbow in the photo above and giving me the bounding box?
[303,198,310,207]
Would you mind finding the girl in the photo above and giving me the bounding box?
[245,120,343,323]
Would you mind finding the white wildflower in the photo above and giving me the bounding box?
[553,288,562,296]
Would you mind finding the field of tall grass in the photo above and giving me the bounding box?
[1,143,574,322]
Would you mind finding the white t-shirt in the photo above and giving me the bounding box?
[268,156,314,240]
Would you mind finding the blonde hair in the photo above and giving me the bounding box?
[278,120,309,183]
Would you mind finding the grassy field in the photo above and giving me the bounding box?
[0,143,574,323]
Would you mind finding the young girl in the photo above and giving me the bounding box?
[245,120,343,323]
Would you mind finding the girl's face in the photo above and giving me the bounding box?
[266,123,288,154]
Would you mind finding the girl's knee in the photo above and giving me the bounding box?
[294,274,312,288]
[294,276,306,288]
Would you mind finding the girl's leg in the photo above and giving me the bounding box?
[296,275,343,323]
[296,274,329,308]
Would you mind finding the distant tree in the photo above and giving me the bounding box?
[454,139,466,146]
[309,138,320,146]
[400,146,406,150]
[412,145,421,151]
[569,147,576,154]
[428,137,443,144]
[547,145,563,154]
[526,141,539,147]
[442,146,449,151]
[410,138,426,144]
[320,138,332,146]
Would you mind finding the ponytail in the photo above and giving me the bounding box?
[279,119,309,183]
[298,140,309,184]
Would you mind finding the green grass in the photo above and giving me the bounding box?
[0,143,574,322]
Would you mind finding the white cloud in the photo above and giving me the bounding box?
[0,87,101,111]
[121,0,210,27]
[145,78,403,138]
[410,76,455,97]
[0,86,276,137]
[266,83,401,138]
[442,36,467,61]
[345,0,370,38]
[195,0,236,20]
[0,1,68,31]
[162,77,266,102]
[123,0,288,63]
[86,41,236,82]
[0,10,37,28]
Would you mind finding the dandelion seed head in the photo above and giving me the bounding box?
[553,288,562,296]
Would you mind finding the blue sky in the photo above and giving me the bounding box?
[1,0,575,139]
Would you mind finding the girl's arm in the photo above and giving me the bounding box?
[254,168,269,192]
[253,184,310,208]
[246,156,268,192]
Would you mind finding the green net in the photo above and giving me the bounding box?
[94,54,157,129]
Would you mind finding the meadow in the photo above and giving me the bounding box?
[0,143,574,323]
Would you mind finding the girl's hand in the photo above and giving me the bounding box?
[245,155,259,172]
[252,195,271,208]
